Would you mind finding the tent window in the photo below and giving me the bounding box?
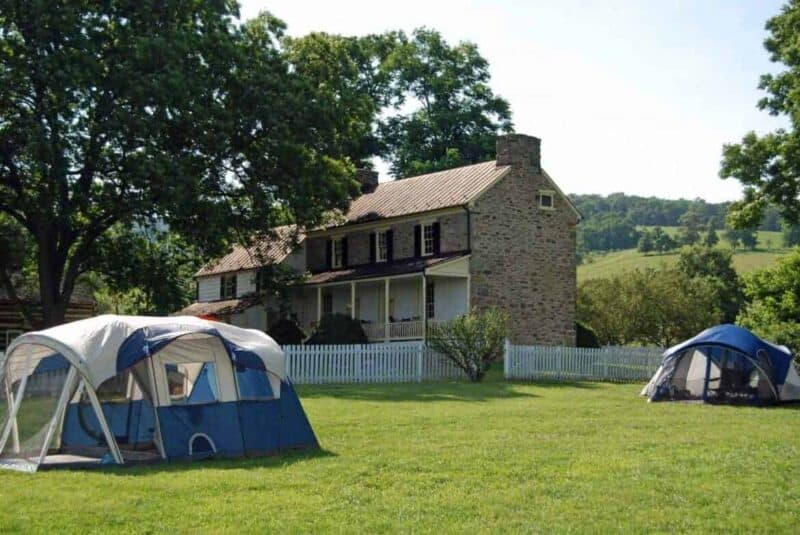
[165,362,219,405]
[95,372,130,402]
[234,365,274,400]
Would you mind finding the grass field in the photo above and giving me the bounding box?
[579,226,789,283]
[1,379,798,533]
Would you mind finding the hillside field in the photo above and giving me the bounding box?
[579,226,788,283]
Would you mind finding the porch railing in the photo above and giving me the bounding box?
[361,320,435,341]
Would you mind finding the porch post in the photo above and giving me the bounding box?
[350,281,356,319]
[421,274,427,340]
[466,275,471,313]
[384,278,390,342]
[316,285,322,322]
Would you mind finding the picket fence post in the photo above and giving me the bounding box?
[503,338,511,380]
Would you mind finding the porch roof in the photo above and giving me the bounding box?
[175,295,261,317]
[305,252,469,285]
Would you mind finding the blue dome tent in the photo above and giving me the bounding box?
[0,315,317,472]
[642,324,800,405]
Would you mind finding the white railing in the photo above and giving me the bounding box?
[504,343,663,383]
[284,342,464,384]
[361,320,426,341]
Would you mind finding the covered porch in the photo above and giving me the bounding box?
[289,255,470,342]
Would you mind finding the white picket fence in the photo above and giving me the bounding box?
[504,343,663,383]
[284,342,465,384]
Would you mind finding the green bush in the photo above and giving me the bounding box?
[576,321,601,348]
[426,307,509,382]
[267,318,306,346]
[305,314,368,345]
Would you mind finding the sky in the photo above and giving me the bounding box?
[239,0,787,202]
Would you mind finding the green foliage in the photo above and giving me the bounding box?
[782,221,800,246]
[724,228,758,251]
[704,217,720,247]
[737,248,800,355]
[575,321,601,348]
[267,318,307,346]
[0,4,360,325]
[577,213,640,252]
[306,314,368,345]
[426,307,509,382]
[720,0,800,226]
[379,28,513,177]
[677,246,744,323]
[646,227,677,253]
[637,232,654,253]
[578,268,723,347]
[676,210,703,246]
[90,225,202,315]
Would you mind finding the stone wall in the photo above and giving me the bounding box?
[469,137,577,345]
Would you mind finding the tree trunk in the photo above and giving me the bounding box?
[35,229,70,328]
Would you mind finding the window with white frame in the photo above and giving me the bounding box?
[332,238,344,268]
[376,231,388,263]
[422,223,435,256]
[538,190,555,210]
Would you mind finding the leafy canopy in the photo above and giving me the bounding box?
[380,28,513,178]
[0,4,359,325]
[720,0,800,227]
[737,248,800,357]
[578,268,723,347]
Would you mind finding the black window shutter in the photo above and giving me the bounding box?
[386,229,394,261]
[414,225,421,257]
[369,232,376,263]
[219,277,224,299]
[231,275,237,297]
[341,236,349,267]
[433,222,441,255]
[325,239,332,269]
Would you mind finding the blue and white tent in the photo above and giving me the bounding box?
[0,315,317,472]
[642,324,800,405]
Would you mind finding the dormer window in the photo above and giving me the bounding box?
[538,190,555,210]
[376,231,388,263]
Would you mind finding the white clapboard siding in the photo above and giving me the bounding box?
[504,344,663,383]
[284,342,465,384]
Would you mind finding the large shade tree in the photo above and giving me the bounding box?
[0,3,359,327]
[720,0,800,227]
[380,28,514,178]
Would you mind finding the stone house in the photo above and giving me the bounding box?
[179,134,581,345]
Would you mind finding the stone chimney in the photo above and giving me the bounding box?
[496,134,541,173]
[355,168,379,194]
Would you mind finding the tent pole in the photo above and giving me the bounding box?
[147,358,167,459]
[3,378,19,454]
[0,348,32,455]
[36,367,78,467]
[83,382,124,465]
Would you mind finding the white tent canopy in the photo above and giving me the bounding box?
[0,315,310,472]
[4,315,286,389]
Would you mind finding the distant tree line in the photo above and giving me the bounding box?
[572,193,800,257]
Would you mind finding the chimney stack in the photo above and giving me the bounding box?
[496,134,541,173]
[355,168,379,194]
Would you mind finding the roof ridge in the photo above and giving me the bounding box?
[372,160,503,191]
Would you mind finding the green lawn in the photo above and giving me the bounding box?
[1,380,798,533]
